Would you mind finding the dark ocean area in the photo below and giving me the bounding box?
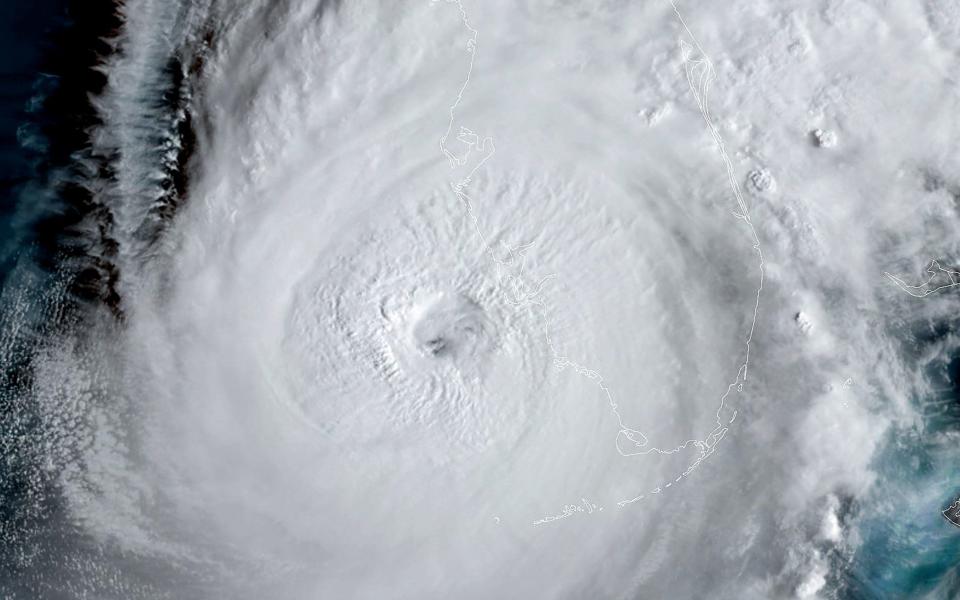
[0,0,123,308]
[0,0,69,281]
[0,4,129,595]
[1,3,959,599]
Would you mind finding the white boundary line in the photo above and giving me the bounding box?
[884,259,960,298]
[435,0,765,514]
[943,498,960,528]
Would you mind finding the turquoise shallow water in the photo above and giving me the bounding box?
[2,3,960,598]
[844,442,960,598]
[839,334,960,599]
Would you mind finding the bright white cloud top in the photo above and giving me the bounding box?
[6,0,960,599]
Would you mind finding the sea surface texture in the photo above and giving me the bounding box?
[2,1,960,599]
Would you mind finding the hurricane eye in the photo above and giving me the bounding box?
[424,336,447,355]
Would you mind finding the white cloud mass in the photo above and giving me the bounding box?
[7,0,960,598]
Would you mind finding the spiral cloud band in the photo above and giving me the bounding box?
[5,0,960,598]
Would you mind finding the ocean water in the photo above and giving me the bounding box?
[839,324,960,600]
[0,3,131,595]
[0,0,66,279]
[0,0,123,293]
[2,1,960,599]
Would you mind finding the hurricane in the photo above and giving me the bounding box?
[3,0,960,598]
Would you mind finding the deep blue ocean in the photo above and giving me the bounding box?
[0,0,68,280]
[0,5,126,595]
[1,3,959,599]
